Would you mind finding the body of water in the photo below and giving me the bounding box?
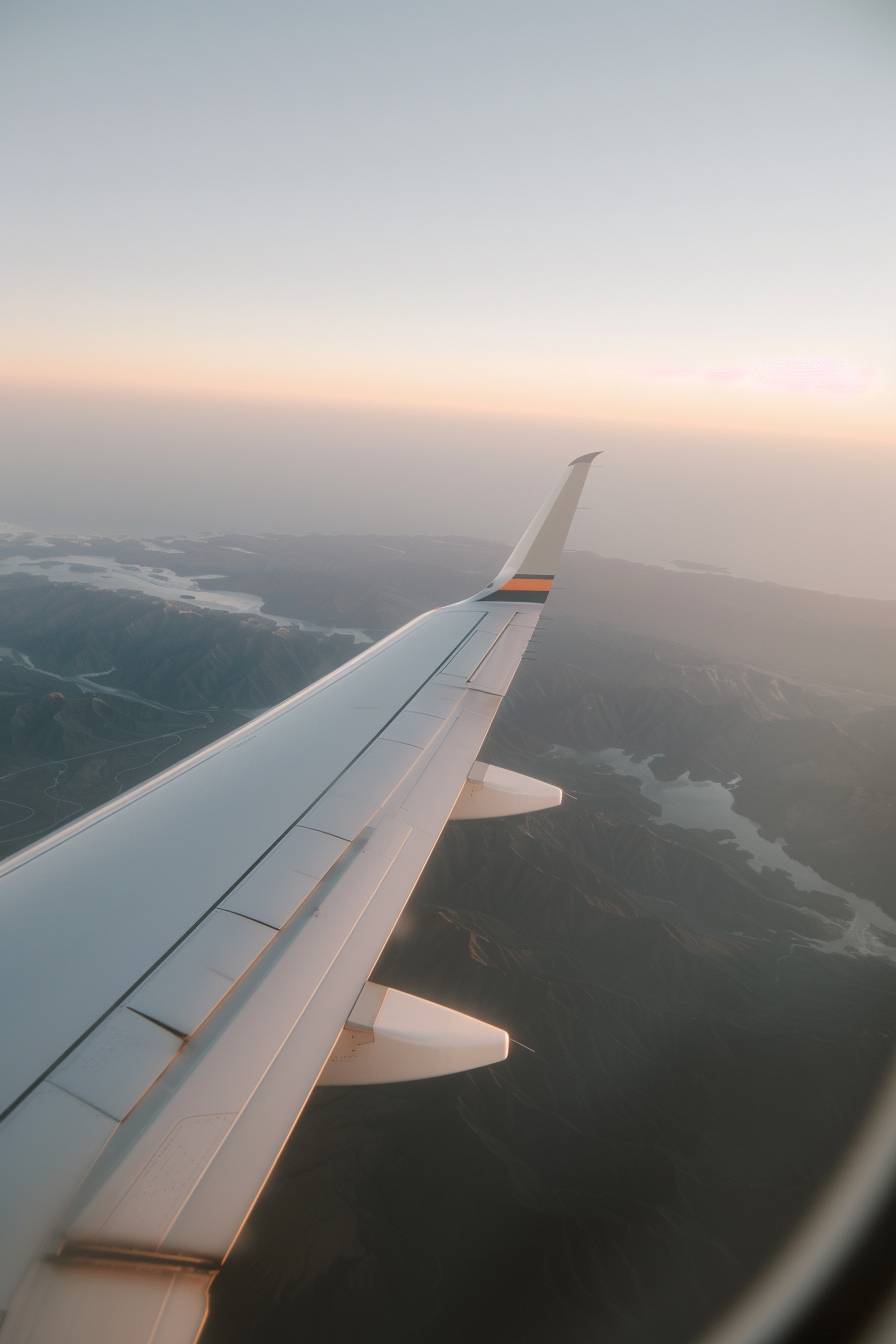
[584,747,896,964]
[0,553,371,644]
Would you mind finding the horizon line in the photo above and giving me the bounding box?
[1,364,894,452]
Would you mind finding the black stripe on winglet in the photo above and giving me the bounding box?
[478,589,550,603]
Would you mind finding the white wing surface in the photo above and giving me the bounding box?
[0,454,598,1342]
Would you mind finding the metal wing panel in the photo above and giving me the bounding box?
[468,615,537,695]
[127,912,277,1038]
[69,697,500,1267]
[299,737,422,840]
[158,692,503,1260]
[0,454,597,1342]
[1,1264,210,1344]
[0,607,483,1119]
[219,828,349,929]
[65,819,416,1250]
[0,1084,117,1309]
[51,1010,184,1122]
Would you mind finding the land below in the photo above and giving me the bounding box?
[1,526,895,1343]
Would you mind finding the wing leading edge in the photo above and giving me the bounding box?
[0,453,598,1342]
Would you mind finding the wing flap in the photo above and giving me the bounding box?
[220,827,348,929]
[0,1085,116,1309]
[51,1010,183,1121]
[380,708,447,750]
[128,912,277,1038]
[439,610,516,681]
[0,607,483,1120]
[59,692,499,1260]
[300,737,422,840]
[396,706,498,833]
[1,1262,210,1344]
[468,616,537,695]
[403,680,466,719]
[64,819,415,1250]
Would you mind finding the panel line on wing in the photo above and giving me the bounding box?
[294,825,354,844]
[125,1008,188,1042]
[224,910,280,933]
[43,1080,119,1125]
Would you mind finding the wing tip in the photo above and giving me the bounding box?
[465,453,601,604]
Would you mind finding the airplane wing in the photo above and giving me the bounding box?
[0,454,598,1343]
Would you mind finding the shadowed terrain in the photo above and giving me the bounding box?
[1,533,895,1343]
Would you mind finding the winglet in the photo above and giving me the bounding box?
[471,453,599,603]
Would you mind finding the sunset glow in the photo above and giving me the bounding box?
[3,353,893,449]
[3,4,894,455]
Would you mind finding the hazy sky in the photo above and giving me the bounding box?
[2,2,895,595]
[4,387,896,601]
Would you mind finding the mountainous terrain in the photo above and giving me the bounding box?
[0,578,356,860]
[1,531,895,1343]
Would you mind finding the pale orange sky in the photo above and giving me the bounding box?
[3,350,894,452]
[3,2,896,604]
[2,2,895,454]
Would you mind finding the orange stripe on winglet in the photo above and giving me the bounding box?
[501,578,553,592]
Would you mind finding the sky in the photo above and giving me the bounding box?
[2,1,895,595]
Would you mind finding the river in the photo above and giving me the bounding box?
[582,747,896,965]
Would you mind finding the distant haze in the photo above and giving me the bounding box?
[2,388,895,601]
[2,2,894,598]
